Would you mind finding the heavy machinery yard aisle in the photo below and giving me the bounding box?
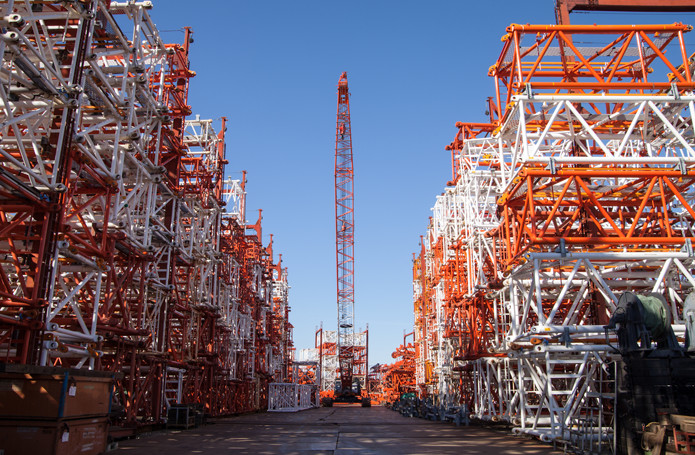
[113,407,560,454]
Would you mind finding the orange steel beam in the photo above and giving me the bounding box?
[408,10,695,434]
[375,332,416,404]
[556,0,695,25]
[445,121,496,185]
[0,0,293,424]
[498,170,695,267]
[490,23,692,121]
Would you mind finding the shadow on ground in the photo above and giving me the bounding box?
[114,406,562,455]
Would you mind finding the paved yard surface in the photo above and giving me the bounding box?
[114,406,562,454]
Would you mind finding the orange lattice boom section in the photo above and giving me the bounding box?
[384,15,695,450]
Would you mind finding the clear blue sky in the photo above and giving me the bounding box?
[149,1,695,366]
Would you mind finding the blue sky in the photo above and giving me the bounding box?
[149,1,695,366]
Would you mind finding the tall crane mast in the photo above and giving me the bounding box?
[335,72,355,394]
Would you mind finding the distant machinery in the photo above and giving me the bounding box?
[368,332,417,406]
[605,292,695,454]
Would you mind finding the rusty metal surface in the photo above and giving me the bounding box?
[113,406,562,454]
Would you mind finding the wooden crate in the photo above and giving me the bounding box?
[0,417,108,455]
[0,364,114,419]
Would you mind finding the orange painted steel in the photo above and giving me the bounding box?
[497,169,695,268]
[555,0,695,25]
[403,18,695,448]
[0,2,88,366]
[489,22,694,124]
[334,72,357,395]
[369,333,416,405]
[0,1,293,430]
[412,238,436,397]
[445,121,496,185]
[314,325,368,398]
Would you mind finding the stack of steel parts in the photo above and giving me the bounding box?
[366,363,385,405]
[413,22,695,451]
[267,359,319,413]
[368,332,416,406]
[307,327,367,397]
[0,0,293,431]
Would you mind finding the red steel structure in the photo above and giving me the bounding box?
[335,72,356,394]
[313,325,368,398]
[369,333,416,405]
[405,11,695,452]
[555,0,695,25]
[0,0,293,431]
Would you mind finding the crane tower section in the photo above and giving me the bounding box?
[335,72,355,393]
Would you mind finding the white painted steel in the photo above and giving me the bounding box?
[417,85,695,451]
[268,383,318,412]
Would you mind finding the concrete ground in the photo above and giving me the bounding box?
[113,406,562,455]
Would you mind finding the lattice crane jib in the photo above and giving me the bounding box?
[335,72,355,393]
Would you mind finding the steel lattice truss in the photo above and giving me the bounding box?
[334,72,356,393]
[0,0,293,427]
[307,327,367,396]
[368,332,416,405]
[411,22,695,451]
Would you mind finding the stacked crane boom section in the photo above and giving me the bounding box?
[311,326,367,395]
[0,0,293,427]
[413,22,695,450]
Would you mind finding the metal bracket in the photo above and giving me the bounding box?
[684,238,694,257]
[560,327,572,348]
[679,157,688,176]
[671,82,681,100]
[525,83,534,99]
